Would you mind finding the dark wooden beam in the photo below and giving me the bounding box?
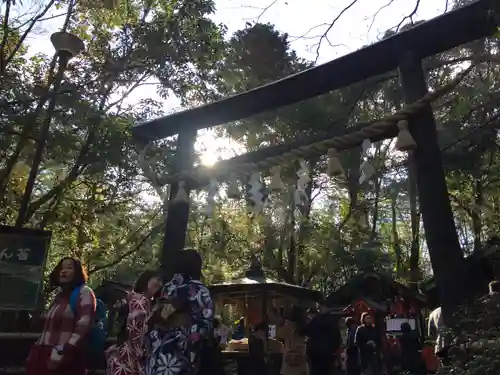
[132,0,498,141]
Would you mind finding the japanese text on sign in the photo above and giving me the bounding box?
[0,247,31,261]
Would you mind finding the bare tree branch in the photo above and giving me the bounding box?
[256,0,278,23]
[367,0,395,34]
[3,0,57,69]
[314,0,358,64]
[395,0,421,32]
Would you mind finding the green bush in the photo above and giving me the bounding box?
[437,294,500,375]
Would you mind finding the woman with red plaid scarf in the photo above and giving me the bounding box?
[26,257,96,375]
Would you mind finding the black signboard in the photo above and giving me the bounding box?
[0,225,51,310]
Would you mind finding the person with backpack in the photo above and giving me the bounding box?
[25,257,96,375]
[106,270,163,375]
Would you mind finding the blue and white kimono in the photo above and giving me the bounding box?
[146,273,213,375]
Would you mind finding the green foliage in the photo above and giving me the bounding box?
[0,0,226,286]
[1,0,500,307]
[437,294,500,375]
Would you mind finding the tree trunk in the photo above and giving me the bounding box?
[391,194,402,276]
[408,158,420,289]
[471,178,483,252]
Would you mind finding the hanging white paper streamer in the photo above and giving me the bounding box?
[249,172,264,214]
[203,178,218,217]
[173,181,189,203]
[227,173,241,199]
[269,166,286,192]
[362,139,372,154]
[295,160,310,207]
[359,161,376,184]
[359,139,375,184]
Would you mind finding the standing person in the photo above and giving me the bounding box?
[25,257,96,375]
[106,270,163,375]
[146,248,213,375]
[428,307,445,357]
[198,317,226,375]
[354,313,382,375]
[214,317,230,347]
[345,318,360,375]
[280,306,309,375]
[398,322,424,375]
[232,317,245,340]
[306,303,341,375]
[248,323,269,375]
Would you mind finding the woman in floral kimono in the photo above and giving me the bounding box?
[106,270,163,375]
[146,248,213,375]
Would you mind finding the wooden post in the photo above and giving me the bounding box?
[398,52,468,325]
[160,128,197,279]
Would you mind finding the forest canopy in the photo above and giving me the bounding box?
[0,0,499,297]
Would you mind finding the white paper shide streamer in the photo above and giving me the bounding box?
[359,139,375,184]
[269,166,286,192]
[227,172,241,199]
[248,172,264,214]
[203,178,218,217]
[295,160,310,207]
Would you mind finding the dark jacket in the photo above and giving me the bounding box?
[354,325,381,369]
[306,313,341,355]
[399,331,423,372]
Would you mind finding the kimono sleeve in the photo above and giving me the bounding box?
[127,294,149,350]
[189,283,214,342]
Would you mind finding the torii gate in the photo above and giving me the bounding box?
[131,0,499,325]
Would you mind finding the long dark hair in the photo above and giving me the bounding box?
[134,270,162,295]
[287,306,308,336]
[172,248,202,280]
[49,257,88,291]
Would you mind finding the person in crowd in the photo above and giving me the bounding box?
[232,317,246,340]
[306,303,342,375]
[199,317,227,375]
[354,312,382,375]
[398,322,424,375]
[249,322,269,375]
[488,280,500,295]
[106,270,163,375]
[428,307,444,356]
[146,248,213,375]
[214,316,230,347]
[345,317,360,375]
[25,257,96,375]
[279,306,309,375]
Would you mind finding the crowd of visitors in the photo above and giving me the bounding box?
[26,249,214,375]
[24,249,432,375]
